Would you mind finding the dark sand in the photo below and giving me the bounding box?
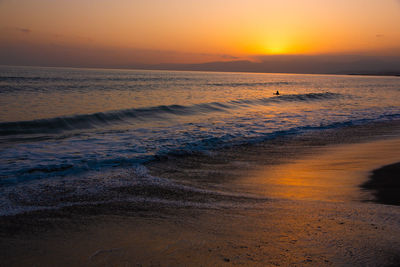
[1,120,400,266]
[362,162,400,206]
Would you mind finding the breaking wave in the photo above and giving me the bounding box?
[0,92,341,136]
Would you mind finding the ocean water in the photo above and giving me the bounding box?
[1,65,400,215]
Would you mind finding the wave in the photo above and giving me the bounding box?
[0,165,267,216]
[1,112,399,185]
[0,76,47,82]
[0,92,341,136]
[0,76,301,91]
[208,81,294,87]
[0,76,191,83]
[1,76,294,85]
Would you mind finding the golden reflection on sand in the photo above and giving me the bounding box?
[240,138,400,202]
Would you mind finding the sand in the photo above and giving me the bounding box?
[1,120,400,266]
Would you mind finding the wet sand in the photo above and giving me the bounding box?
[237,137,400,203]
[1,121,400,266]
[2,201,400,266]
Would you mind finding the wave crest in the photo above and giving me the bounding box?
[0,92,341,136]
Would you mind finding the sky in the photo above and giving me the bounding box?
[1,0,400,70]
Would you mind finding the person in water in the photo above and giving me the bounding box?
[275,90,280,95]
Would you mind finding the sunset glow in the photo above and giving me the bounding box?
[1,0,400,66]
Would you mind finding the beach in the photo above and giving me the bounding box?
[1,120,400,266]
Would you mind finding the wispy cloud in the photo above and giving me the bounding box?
[376,34,384,38]
[199,53,239,60]
[16,28,31,34]
[220,54,240,60]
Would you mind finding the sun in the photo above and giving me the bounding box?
[265,42,288,55]
[255,36,291,55]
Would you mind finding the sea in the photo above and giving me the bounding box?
[1,65,400,215]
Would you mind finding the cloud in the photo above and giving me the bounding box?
[16,28,31,34]
[220,54,239,60]
[376,34,384,38]
[199,53,239,60]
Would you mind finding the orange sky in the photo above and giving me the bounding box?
[1,0,400,65]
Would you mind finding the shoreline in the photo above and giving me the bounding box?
[1,119,400,266]
[1,119,399,224]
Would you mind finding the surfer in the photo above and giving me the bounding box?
[275,90,280,95]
